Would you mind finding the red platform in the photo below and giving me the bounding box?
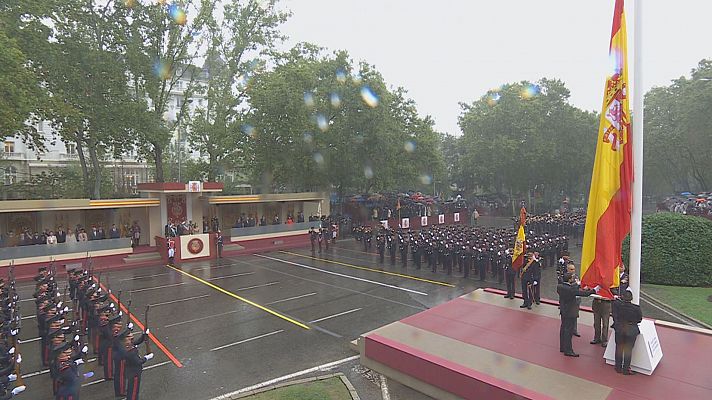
[358,289,712,400]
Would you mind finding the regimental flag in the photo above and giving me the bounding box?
[396,198,401,210]
[580,0,631,299]
[512,207,527,271]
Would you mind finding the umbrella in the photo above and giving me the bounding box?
[681,192,692,196]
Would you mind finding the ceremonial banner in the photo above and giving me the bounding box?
[438,214,445,224]
[581,0,631,298]
[512,207,527,270]
[454,212,460,222]
[401,218,410,229]
[421,216,428,226]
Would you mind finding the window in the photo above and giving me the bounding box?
[4,141,14,154]
[4,166,17,185]
[66,143,77,155]
[176,97,183,108]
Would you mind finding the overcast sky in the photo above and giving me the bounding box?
[278,0,712,136]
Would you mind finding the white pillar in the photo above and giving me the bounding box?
[630,0,644,305]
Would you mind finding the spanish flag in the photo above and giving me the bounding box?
[580,0,631,299]
[512,207,526,270]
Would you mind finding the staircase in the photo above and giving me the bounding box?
[123,250,162,265]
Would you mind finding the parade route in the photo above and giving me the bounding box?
[14,235,694,400]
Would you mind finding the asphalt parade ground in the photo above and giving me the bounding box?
[14,220,689,400]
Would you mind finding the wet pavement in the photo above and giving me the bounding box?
[15,218,687,400]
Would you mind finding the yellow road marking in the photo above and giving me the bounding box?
[279,251,456,288]
[166,265,310,330]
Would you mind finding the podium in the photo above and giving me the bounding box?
[157,233,215,263]
[604,319,663,375]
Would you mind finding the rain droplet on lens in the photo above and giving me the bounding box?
[364,166,374,179]
[419,174,433,185]
[313,152,324,165]
[336,69,347,83]
[330,93,341,108]
[360,86,379,108]
[304,92,315,108]
[303,132,313,143]
[316,114,328,132]
[404,140,416,153]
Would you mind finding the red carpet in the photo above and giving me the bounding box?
[359,289,712,400]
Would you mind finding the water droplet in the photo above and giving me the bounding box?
[168,4,187,26]
[303,132,313,144]
[404,140,416,153]
[364,166,374,179]
[316,114,328,132]
[360,86,379,108]
[153,60,172,80]
[241,124,256,137]
[352,73,363,84]
[303,92,315,108]
[487,92,501,106]
[520,84,540,99]
[336,69,347,83]
[313,152,324,164]
[330,93,341,108]
[419,174,432,185]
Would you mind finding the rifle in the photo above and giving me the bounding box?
[144,305,152,354]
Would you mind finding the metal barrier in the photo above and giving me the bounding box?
[0,238,132,261]
[229,221,322,238]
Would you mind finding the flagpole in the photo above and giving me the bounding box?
[630,0,644,305]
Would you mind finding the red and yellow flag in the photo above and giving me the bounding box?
[512,207,527,270]
[580,0,632,299]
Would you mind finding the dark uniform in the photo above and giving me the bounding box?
[611,293,642,374]
[557,275,594,356]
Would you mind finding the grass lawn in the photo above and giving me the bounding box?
[642,284,712,327]
[242,377,352,400]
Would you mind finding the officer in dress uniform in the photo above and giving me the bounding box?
[519,252,536,309]
[399,233,409,267]
[387,233,396,266]
[309,228,317,252]
[122,330,153,400]
[376,233,385,263]
[504,249,516,299]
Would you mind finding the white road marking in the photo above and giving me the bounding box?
[131,282,188,293]
[206,272,255,281]
[210,355,361,399]
[120,272,172,281]
[235,281,280,291]
[256,254,428,296]
[21,314,36,320]
[164,309,239,328]
[19,298,35,303]
[265,292,317,305]
[149,294,210,307]
[380,374,392,400]
[210,330,284,352]
[310,308,362,323]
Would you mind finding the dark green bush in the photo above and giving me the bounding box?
[622,212,712,287]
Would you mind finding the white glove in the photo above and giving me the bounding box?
[144,353,154,361]
[594,285,602,293]
[57,301,63,309]
[75,358,84,365]
[8,347,14,355]
[533,281,538,286]
[119,311,123,317]
[74,334,80,342]
[63,306,69,313]
[16,354,21,364]
[145,328,150,335]
[82,345,88,354]
[10,329,18,336]
[8,373,16,382]
[84,372,94,379]
[11,386,26,395]
[128,322,134,330]
[110,303,116,309]
[56,291,60,297]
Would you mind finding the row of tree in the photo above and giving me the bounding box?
[2,1,708,203]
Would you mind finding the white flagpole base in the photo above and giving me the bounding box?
[603,319,663,375]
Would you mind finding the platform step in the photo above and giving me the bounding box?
[223,243,245,251]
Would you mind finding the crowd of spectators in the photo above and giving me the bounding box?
[0,222,141,248]
[659,192,712,219]
[348,192,468,222]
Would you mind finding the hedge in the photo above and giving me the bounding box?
[622,212,712,287]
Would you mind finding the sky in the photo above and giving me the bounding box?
[278,0,712,136]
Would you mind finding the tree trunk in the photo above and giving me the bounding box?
[87,138,102,199]
[74,133,91,198]
[153,142,164,182]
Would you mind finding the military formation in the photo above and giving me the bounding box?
[31,261,154,399]
[0,265,26,399]
[350,222,570,288]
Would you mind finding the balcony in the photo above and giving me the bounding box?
[2,152,25,160]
